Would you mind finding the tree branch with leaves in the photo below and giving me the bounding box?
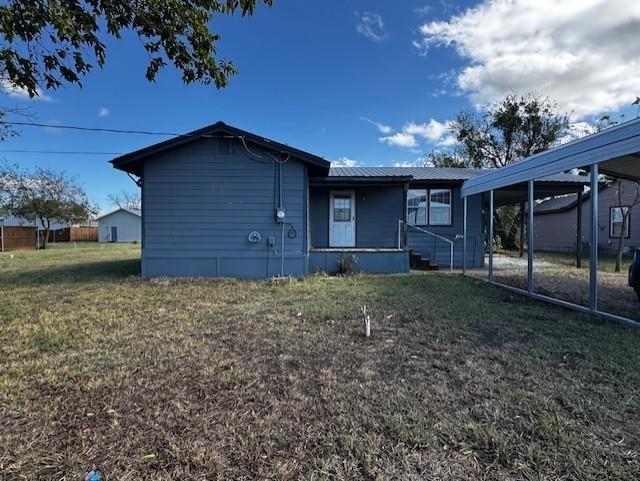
[0,0,273,96]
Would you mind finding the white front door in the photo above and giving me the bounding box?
[329,191,356,247]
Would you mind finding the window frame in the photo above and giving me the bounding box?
[406,188,428,225]
[428,188,453,226]
[609,206,630,238]
[405,187,453,227]
[332,194,352,222]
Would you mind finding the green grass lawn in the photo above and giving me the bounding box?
[1,244,639,480]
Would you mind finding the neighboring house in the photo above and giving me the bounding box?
[533,179,640,255]
[97,208,142,243]
[110,122,585,278]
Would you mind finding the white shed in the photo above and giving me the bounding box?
[97,208,141,243]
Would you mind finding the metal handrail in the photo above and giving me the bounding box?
[398,219,454,271]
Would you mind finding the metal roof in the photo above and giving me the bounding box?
[461,117,640,197]
[328,167,587,184]
[96,207,142,220]
[329,167,485,180]
[533,193,581,214]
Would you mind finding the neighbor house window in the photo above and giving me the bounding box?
[610,206,630,238]
[407,189,428,224]
[429,189,452,225]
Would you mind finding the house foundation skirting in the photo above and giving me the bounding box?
[308,249,409,274]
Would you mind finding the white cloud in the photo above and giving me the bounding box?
[98,107,110,117]
[380,119,454,149]
[355,12,388,42]
[415,0,640,118]
[405,119,452,142]
[1,79,52,101]
[559,121,599,145]
[379,132,418,149]
[333,156,359,167]
[360,116,393,134]
[393,160,420,167]
[438,134,458,147]
[414,5,432,17]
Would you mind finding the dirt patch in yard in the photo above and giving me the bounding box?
[490,253,640,320]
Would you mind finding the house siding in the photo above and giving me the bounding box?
[534,183,640,254]
[98,210,141,243]
[141,138,307,278]
[310,183,484,268]
[406,186,484,268]
[309,185,404,248]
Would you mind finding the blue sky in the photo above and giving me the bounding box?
[2,0,639,211]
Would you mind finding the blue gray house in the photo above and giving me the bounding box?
[111,122,583,278]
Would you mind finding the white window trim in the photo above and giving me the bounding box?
[610,206,630,238]
[406,188,452,226]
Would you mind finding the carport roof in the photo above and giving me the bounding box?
[461,117,640,197]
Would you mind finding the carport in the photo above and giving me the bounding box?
[461,118,640,327]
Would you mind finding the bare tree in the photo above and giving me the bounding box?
[0,164,94,248]
[613,179,640,272]
[108,190,141,211]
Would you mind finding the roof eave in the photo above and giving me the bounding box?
[111,121,331,175]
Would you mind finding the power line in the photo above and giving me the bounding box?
[4,120,209,137]
[0,121,294,160]
[0,149,123,155]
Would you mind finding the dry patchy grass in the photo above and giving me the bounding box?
[489,251,639,320]
[1,244,639,480]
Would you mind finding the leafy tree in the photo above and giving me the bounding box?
[0,164,94,248]
[426,94,571,250]
[0,0,272,134]
[444,94,570,169]
[423,150,469,168]
[108,189,141,210]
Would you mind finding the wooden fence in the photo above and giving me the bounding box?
[0,226,37,251]
[49,226,98,243]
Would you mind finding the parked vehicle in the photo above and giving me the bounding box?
[630,248,640,301]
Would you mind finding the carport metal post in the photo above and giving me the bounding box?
[527,180,534,294]
[576,191,583,268]
[488,190,494,282]
[589,164,599,311]
[463,196,468,274]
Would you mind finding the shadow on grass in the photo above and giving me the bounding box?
[1,258,141,286]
